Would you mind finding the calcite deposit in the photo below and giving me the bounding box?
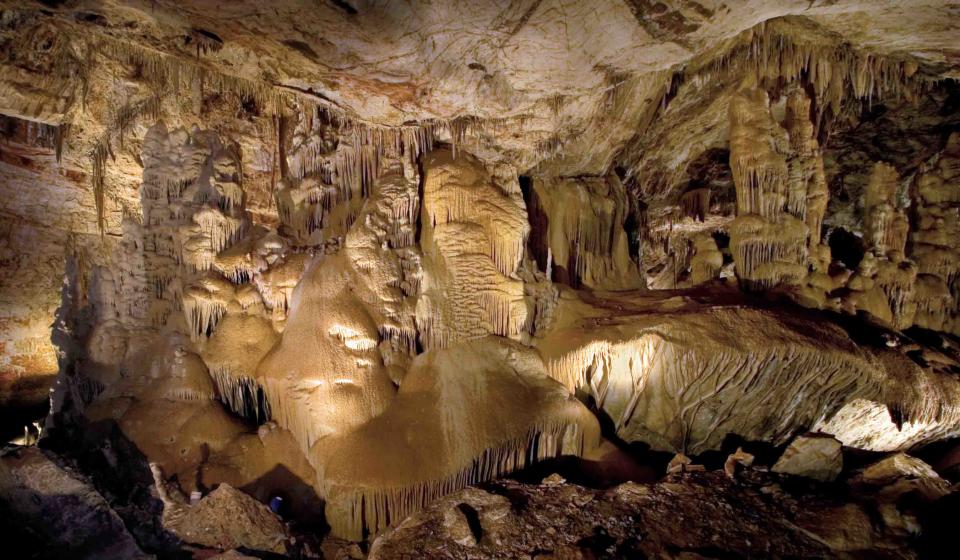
[1,1,960,557]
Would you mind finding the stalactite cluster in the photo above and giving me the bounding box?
[524,174,643,291]
[910,133,960,333]
[727,85,810,290]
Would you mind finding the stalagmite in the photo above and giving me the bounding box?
[727,84,809,290]
[908,133,960,334]
[728,86,788,220]
[5,5,960,556]
[784,88,829,247]
[688,233,723,286]
[865,163,908,259]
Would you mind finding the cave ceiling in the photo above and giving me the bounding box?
[3,0,959,193]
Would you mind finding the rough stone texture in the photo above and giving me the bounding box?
[166,483,290,554]
[772,433,844,482]
[852,453,951,503]
[368,469,930,559]
[535,289,960,455]
[0,446,150,560]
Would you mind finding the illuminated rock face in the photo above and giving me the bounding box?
[535,291,960,455]
[0,1,960,549]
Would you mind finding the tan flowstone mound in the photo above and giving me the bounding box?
[313,336,600,540]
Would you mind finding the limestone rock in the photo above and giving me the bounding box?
[724,447,755,479]
[0,446,150,560]
[167,483,290,554]
[667,453,705,474]
[795,503,877,552]
[541,473,567,486]
[853,453,950,502]
[208,551,260,560]
[3,1,960,552]
[536,291,960,455]
[315,336,600,540]
[772,434,843,482]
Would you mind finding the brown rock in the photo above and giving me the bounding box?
[796,503,876,552]
[0,446,150,560]
[168,483,289,554]
[724,447,755,479]
[854,452,950,502]
[667,453,704,474]
[772,434,843,481]
[542,472,567,486]
[443,504,480,547]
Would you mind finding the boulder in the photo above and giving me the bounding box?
[795,503,876,552]
[724,447,755,479]
[853,453,950,502]
[0,446,150,560]
[667,453,705,474]
[772,434,843,481]
[167,483,290,554]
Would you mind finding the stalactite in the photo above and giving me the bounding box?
[908,133,960,334]
[865,162,907,258]
[526,176,641,290]
[90,141,109,233]
[729,87,789,219]
[181,296,227,340]
[211,369,271,424]
[326,420,589,540]
[679,188,711,221]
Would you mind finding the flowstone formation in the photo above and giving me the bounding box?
[1,2,960,557]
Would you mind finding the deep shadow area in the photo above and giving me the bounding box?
[41,418,187,557]
[240,463,328,534]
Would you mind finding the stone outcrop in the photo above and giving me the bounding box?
[0,446,150,560]
[166,483,291,554]
[535,289,960,455]
[772,433,844,482]
[368,468,933,559]
[0,1,959,552]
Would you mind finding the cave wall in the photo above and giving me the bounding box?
[0,1,959,544]
[0,115,107,428]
